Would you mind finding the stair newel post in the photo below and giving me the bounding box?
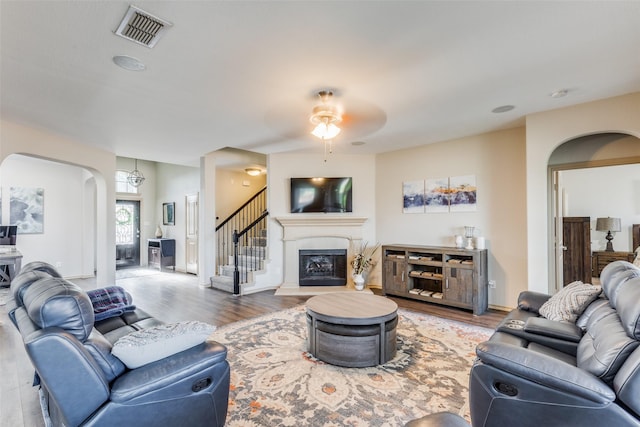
[232,229,240,296]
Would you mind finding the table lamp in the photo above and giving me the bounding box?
[596,217,621,252]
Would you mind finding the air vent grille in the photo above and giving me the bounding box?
[115,5,172,48]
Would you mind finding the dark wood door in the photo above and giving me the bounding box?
[562,216,591,285]
[115,200,141,269]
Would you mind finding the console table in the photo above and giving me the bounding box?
[306,293,398,367]
[148,239,175,271]
[0,248,23,285]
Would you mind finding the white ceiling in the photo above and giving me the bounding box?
[1,1,639,167]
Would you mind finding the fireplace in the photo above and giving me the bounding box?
[299,249,347,286]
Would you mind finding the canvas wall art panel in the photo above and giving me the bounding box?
[425,177,450,213]
[449,175,477,212]
[10,187,44,233]
[403,181,425,213]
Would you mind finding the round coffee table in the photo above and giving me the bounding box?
[306,293,398,367]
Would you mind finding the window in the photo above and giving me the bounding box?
[116,170,139,194]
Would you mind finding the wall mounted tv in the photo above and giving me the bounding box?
[290,177,352,213]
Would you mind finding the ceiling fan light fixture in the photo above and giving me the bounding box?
[311,121,341,139]
[309,91,342,140]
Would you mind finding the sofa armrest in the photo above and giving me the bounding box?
[517,291,551,313]
[6,296,19,327]
[475,341,615,403]
[110,340,229,404]
[523,317,583,343]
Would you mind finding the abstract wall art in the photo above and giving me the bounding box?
[10,187,44,233]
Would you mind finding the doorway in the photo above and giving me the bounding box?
[185,193,198,274]
[549,133,640,292]
[562,217,591,285]
[116,200,140,269]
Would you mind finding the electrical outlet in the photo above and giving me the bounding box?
[488,280,496,289]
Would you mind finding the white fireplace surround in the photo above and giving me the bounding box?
[275,216,368,288]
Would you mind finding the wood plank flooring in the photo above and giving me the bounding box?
[0,268,505,426]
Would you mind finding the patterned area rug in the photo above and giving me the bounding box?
[209,305,492,427]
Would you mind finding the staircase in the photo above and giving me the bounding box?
[210,187,268,295]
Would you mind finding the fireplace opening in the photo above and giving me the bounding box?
[299,249,347,286]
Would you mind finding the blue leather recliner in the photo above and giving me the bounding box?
[7,262,230,427]
[407,260,640,427]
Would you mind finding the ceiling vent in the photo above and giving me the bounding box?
[114,5,172,48]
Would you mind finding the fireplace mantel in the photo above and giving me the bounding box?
[275,216,369,289]
[275,216,368,241]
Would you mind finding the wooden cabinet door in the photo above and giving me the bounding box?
[383,259,406,295]
[562,217,591,285]
[444,267,473,306]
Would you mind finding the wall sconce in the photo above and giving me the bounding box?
[245,168,261,176]
[596,217,621,252]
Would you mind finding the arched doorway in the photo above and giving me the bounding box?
[548,132,640,292]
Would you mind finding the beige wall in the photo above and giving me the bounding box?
[526,93,640,293]
[375,127,528,309]
[215,169,267,226]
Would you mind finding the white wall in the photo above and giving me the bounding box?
[155,162,200,272]
[526,92,640,293]
[0,155,92,277]
[376,127,528,308]
[562,163,640,252]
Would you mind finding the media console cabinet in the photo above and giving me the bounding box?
[382,244,488,315]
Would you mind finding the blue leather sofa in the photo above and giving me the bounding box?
[7,262,230,427]
[407,260,640,427]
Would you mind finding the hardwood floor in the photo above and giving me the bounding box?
[0,268,505,426]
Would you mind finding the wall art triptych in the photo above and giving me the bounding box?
[403,175,477,214]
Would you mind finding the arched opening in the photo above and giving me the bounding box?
[548,132,640,292]
[0,154,98,277]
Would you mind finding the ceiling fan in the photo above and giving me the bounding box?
[244,88,387,155]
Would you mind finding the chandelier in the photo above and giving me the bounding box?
[309,90,342,160]
[127,159,145,187]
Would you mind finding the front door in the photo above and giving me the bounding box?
[116,200,141,269]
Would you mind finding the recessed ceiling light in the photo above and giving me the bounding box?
[550,89,569,98]
[351,141,366,146]
[113,55,146,71]
[492,105,515,113]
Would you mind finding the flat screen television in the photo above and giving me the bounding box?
[0,225,17,245]
[290,177,352,213]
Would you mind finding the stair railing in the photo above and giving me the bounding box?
[232,210,269,295]
[215,187,267,290]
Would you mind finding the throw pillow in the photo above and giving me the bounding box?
[539,281,602,323]
[112,321,216,369]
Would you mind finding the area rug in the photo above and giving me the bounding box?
[208,305,493,427]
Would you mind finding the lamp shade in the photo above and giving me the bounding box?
[596,217,621,232]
